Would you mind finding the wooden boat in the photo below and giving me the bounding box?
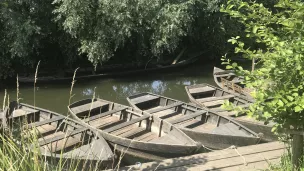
[213,67,252,99]
[18,55,200,84]
[127,92,261,149]
[68,98,200,162]
[185,84,276,141]
[5,102,114,169]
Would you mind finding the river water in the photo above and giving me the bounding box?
[0,62,217,114]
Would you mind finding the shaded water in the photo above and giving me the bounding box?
[0,62,216,114]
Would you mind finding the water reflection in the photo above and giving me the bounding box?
[82,88,95,96]
[0,63,216,113]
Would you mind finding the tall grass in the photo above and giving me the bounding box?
[0,66,114,171]
[268,150,304,171]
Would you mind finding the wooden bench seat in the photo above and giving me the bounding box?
[130,94,159,104]
[70,101,109,115]
[203,100,225,108]
[197,95,235,103]
[147,102,183,114]
[189,86,215,94]
[171,110,207,125]
[24,116,65,129]
[84,107,128,122]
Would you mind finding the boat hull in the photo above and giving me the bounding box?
[68,98,200,163]
[180,128,260,150]
[187,97,276,142]
[18,56,200,84]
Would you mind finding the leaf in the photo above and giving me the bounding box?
[295,106,302,112]
[277,100,284,107]
[226,65,233,69]
[287,96,294,101]
[252,25,258,33]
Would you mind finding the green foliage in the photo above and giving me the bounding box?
[221,0,304,131]
[53,0,233,65]
[0,0,79,79]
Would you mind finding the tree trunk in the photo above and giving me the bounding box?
[251,57,255,72]
[292,134,303,170]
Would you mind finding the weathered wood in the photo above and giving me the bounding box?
[25,116,65,129]
[104,115,150,133]
[172,47,187,64]
[203,100,225,107]
[189,86,215,94]
[39,127,87,146]
[147,102,183,114]
[128,92,260,150]
[84,107,128,122]
[70,101,108,115]
[170,111,207,124]
[197,94,234,103]
[130,94,159,104]
[121,141,285,171]
[8,102,114,168]
[215,73,235,77]
[11,108,39,118]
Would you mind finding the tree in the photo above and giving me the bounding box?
[53,0,239,65]
[221,0,304,169]
[0,0,79,79]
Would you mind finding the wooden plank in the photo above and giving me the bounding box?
[84,107,128,122]
[153,109,176,118]
[111,125,135,136]
[165,149,283,171]
[119,127,146,138]
[147,102,183,114]
[203,100,225,107]
[211,123,250,136]
[44,136,81,153]
[189,86,215,94]
[70,101,108,114]
[25,116,65,129]
[197,95,234,103]
[215,73,235,77]
[11,109,39,118]
[130,94,159,104]
[121,142,285,170]
[104,115,150,133]
[39,127,87,146]
[170,111,207,124]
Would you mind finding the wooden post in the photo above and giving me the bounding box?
[292,134,303,170]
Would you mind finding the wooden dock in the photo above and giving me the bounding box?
[120,141,286,170]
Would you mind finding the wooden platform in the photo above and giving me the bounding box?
[120,141,285,170]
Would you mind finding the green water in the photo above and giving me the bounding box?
[0,63,216,114]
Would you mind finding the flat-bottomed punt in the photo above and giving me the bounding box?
[213,67,252,99]
[18,55,200,84]
[185,83,275,141]
[68,98,200,162]
[127,92,261,149]
[5,102,113,169]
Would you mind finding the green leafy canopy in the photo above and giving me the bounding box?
[221,0,304,132]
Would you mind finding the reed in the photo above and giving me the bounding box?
[34,61,40,110]
[2,89,6,111]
